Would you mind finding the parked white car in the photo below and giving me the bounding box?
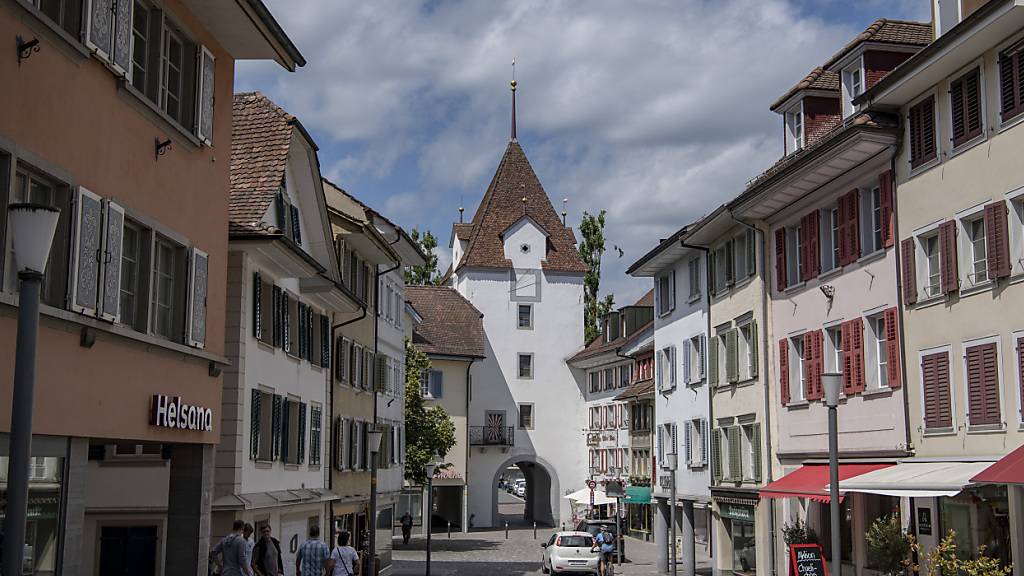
[541,531,599,574]
[514,480,526,497]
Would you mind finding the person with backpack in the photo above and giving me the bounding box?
[325,531,361,576]
[252,524,284,576]
[210,520,248,576]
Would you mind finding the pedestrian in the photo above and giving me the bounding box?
[252,524,283,576]
[242,523,255,576]
[296,525,330,576]
[210,520,248,576]
[325,531,361,576]
[400,512,413,545]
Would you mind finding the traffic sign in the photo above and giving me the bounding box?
[586,479,597,490]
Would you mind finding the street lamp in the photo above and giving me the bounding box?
[2,203,60,576]
[366,428,384,576]
[423,460,438,576]
[822,372,842,576]
[662,452,678,576]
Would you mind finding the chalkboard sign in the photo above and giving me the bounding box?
[790,544,828,576]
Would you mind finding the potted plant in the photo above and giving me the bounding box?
[866,515,912,576]
[782,519,818,576]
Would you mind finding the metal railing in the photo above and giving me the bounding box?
[469,426,515,447]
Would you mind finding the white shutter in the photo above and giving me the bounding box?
[699,335,707,379]
[657,426,664,461]
[682,339,691,385]
[111,0,132,75]
[196,46,216,145]
[669,346,677,389]
[671,423,678,456]
[684,422,692,467]
[656,354,663,391]
[71,187,104,316]
[699,420,708,466]
[98,200,124,322]
[85,0,114,61]
[187,248,209,348]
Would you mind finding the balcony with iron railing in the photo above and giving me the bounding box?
[469,426,515,447]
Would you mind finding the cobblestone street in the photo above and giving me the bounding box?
[391,492,710,575]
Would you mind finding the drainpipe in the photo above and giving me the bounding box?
[729,213,778,576]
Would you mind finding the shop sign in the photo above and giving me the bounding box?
[790,544,828,576]
[720,503,755,522]
[917,508,932,536]
[150,394,213,432]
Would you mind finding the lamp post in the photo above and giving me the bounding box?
[366,429,384,576]
[663,452,678,576]
[423,461,437,576]
[822,372,842,576]
[2,203,60,576]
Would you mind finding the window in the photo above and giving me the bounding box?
[909,95,937,168]
[999,42,1024,122]
[741,423,762,482]
[7,167,71,306]
[589,371,600,393]
[603,367,616,391]
[282,398,303,465]
[151,236,183,340]
[518,404,534,430]
[921,350,953,430]
[119,221,145,330]
[786,104,804,153]
[738,322,757,381]
[657,346,676,391]
[422,370,442,398]
[518,353,533,379]
[870,316,889,389]
[252,390,275,461]
[786,225,802,287]
[685,419,706,468]
[131,1,151,92]
[950,68,983,148]
[826,326,843,373]
[713,241,732,295]
[965,341,1001,427]
[620,364,630,388]
[924,234,941,297]
[688,257,700,300]
[967,216,988,285]
[829,207,840,270]
[517,304,532,329]
[842,64,864,118]
[684,335,704,384]
[791,336,805,402]
[870,187,883,253]
[657,272,675,316]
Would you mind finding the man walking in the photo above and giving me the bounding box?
[399,512,413,545]
[296,525,330,576]
[211,520,248,576]
[252,524,284,576]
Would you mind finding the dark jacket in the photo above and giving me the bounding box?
[253,537,283,574]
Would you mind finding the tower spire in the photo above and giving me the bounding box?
[510,59,517,142]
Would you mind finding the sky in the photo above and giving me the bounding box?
[236,0,930,306]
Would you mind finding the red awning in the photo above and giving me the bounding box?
[972,444,1024,484]
[759,464,893,503]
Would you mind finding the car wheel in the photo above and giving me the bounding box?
[542,560,549,574]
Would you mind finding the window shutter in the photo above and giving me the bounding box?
[851,319,866,393]
[700,419,708,466]
[699,335,707,380]
[711,428,722,483]
[335,338,347,383]
[98,199,124,322]
[775,228,787,292]
[310,309,321,367]
[800,212,819,281]
[885,308,902,389]
[377,356,387,392]
[726,329,739,384]
[805,331,820,401]
[109,0,132,75]
[985,201,1012,279]
[297,402,307,464]
[682,339,691,385]
[187,247,209,348]
[728,427,742,482]
[961,70,983,144]
[431,371,443,398]
[752,424,762,483]
[746,228,756,277]
[72,187,104,316]
[310,407,321,466]
[253,273,263,339]
[297,303,307,360]
[879,171,895,248]
[272,286,283,347]
[749,321,759,379]
[669,270,676,311]
[271,394,283,460]
[250,390,261,460]
[951,74,966,145]
[656,425,664,462]
[779,338,790,405]
[966,343,1000,426]
[1018,338,1024,421]
[196,46,216,145]
[910,96,937,168]
[670,423,678,456]
[939,220,959,294]
[339,417,349,470]
[85,0,114,61]
[669,346,677,389]
[708,337,719,387]
[280,398,291,463]
[999,50,1023,121]
[321,315,331,367]
[922,352,953,429]
[844,190,861,265]
[275,192,287,232]
[901,238,918,305]
[290,204,302,245]
[725,240,736,287]
[332,417,342,470]
[684,422,692,467]
[709,251,717,297]
[282,293,292,353]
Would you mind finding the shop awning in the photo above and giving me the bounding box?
[760,464,892,503]
[564,488,617,506]
[973,445,1024,485]
[625,486,651,504]
[837,461,992,497]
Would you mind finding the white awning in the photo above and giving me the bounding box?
[564,488,617,506]
[834,461,994,498]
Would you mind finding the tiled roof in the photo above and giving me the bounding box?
[230,92,295,229]
[822,19,932,70]
[614,379,654,401]
[770,67,839,111]
[452,223,474,241]
[406,286,485,358]
[570,320,654,363]
[632,289,654,308]
[456,141,587,274]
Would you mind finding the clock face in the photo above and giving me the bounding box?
[520,243,531,254]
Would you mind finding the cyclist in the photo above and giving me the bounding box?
[593,525,615,576]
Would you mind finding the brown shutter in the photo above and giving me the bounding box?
[964,70,982,143]
[939,220,959,294]
[1017,337,1024,420]
[775,228,787,292]
[807,210,821,278]
[901,238,918,305]
[966,343,1000,426]
[910,96,937,168]
[1000,49,1023,121]
[951,75,966,145]
[985,201,1012,279]
[884,307,902,388]
[804,332,815,400]
[806,330,824,401]
[909,102,922,167]
[837,196,849,265]
[800,214,811,282]
[922,352,953,429]
[851,317,866,393]
[779,338,790,406]
[879,171,895,248]
[841,320,855,395]
[846,191,861,264]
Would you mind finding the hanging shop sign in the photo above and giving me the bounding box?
[917,508,932,536]
[720,503,755,522]
[150,394,213,432]
[789,544,828,576]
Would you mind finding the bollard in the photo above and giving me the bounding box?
[448,521,451,538]
[533,522,537,540]
[505,522,509,540]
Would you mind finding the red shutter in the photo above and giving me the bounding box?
[846,191,861,264]
[841,320,855,395]
[813,330,825,400]
[966,343,1000,426]
[922,352,953,429]
[884,307,902,388]
[837,196,849,265]
[1017,337,1024,420]
[779,338,790,406]
[851,317,866,393]
[807,210,821,278]
[799,216,810,282]
[900,238,918,305]
[804,331,822,401]
[879,171,895,248]
[775,228,787,292]
[939,220,959,294]
[984,201,1011,280]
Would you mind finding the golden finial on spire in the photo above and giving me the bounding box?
[510,59,518,142]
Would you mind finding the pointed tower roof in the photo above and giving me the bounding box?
[455,141,586,274]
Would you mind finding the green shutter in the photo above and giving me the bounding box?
[711,428,723,483]
[726,329,739,383]
[280,398,291,462]
[271,394,283,460]
[297,402,307,464]
[250,389,261,460]
[752,424,762,483]
[728,426,742,482]
[749,321,759,379]
[709,336,719,387]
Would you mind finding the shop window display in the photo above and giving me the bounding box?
[940,486,1010,568]
[0,456,64,576]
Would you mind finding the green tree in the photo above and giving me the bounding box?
[405,228,442,285]
[404,338,456,484]
[578,210,620,343]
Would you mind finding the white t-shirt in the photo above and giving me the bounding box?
[330,546,359,576]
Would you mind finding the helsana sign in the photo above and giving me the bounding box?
[150,394,213,432]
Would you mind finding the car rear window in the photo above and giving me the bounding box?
[558,536,594,548]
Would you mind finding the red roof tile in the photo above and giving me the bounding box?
[822,19,932,70]
[406,286,485,358]
[770,67,839,111]
[230,92,296,229]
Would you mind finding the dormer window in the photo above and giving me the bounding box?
[785,102,804,153]
[841,60,864,118]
